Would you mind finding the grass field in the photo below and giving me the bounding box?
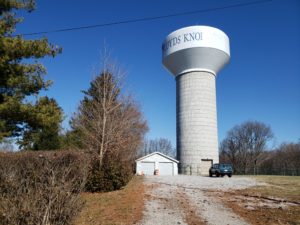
[74,176,145,225]
[221,175,300,225]
[249,175,300,202]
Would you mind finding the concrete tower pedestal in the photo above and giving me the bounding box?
[162,26,230,175]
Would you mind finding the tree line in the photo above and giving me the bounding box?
[219,121,300,176]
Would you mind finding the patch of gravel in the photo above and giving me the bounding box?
[147,175,263,191]
[139,183,187,225]
[139,175,263,225]
[184,187,248,225]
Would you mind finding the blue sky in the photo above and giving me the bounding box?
[16,0,300,147]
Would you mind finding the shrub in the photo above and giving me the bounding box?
[85,153,134,192]
[0,150,88,225]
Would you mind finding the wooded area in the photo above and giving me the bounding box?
[220,121,300,176]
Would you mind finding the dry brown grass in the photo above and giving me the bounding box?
[215,176,300,225]
[247,175,300,202]
[74,176,145,225]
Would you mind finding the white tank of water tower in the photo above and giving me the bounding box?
[162,26,230,175]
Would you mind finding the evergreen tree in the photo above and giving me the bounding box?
[20,96,63,150]
[0,0,63,149]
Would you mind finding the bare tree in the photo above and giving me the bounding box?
[72,52,148,171]
[141,138,175,157]
[220,121,273,174]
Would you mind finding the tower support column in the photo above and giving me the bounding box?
[176,71,219,175]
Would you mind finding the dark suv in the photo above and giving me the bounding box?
[209,163,233,177]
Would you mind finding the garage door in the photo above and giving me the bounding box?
[159,162,173,175]
[200,160,212,176]
[140,162,155,175]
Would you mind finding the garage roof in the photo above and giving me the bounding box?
[136,152,179,163]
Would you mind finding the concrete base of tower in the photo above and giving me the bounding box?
[179,159,217,175]
[179,163,200,175]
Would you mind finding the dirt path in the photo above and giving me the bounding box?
[139,175,260,225]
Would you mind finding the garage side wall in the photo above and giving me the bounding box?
[173,162,178,175]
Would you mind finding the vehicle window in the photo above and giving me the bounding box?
[222,164,231,169]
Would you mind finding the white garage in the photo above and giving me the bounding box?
[136,152,178,176]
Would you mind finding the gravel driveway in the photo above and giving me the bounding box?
[139,175,262,225]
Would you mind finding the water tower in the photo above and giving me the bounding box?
[162,26,230,175]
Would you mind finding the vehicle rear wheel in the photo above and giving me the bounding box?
[221,174,224,177]
[228,174,232,177]
[209,172,212,177]
[216,172,220,177]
